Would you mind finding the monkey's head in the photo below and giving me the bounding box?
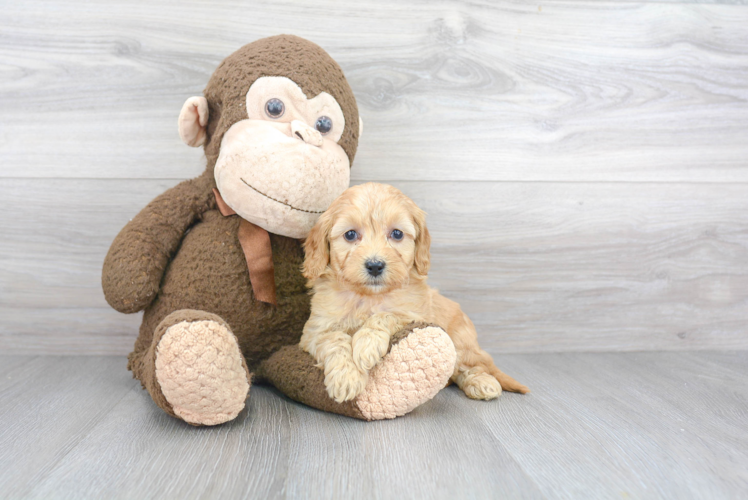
[178,35,361,239]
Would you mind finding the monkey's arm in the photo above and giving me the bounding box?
[259,321,458,420]
[102,174,215,313]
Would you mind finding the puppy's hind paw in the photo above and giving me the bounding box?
[461,372,502,400]
[324,361,368,403]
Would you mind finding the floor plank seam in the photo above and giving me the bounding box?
[23,384,140,497]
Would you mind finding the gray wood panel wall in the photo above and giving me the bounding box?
[2,0,747,354]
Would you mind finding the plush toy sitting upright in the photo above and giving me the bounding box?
[102,35,457,426]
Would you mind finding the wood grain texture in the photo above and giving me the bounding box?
[0,357,136,498]
[2,179,746,354]
[0,352,745,499]
[2,0,748,353]
[1,0,748,182]
[479,350,748,499]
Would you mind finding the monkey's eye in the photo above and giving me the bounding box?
[315,116,332,135]
[390,229,404,241]
[344,230,358,242]
[265,98,285,118]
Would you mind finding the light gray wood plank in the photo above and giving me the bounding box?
[23,385,293,500]
[17,359,541,500]
[0,308,141,355]
[0,177,170,355]
[402,181,748,353]
[614,1,748,3]
[2,178,746,354]
[1,353,746,499]
[278,390,542,500]
[1,1,747,182]
[464,350,748,499]
[0,355,36,378]
[0,356,135,498]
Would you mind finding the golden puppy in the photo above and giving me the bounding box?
[300,182,529,403]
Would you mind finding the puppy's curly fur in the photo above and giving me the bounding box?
[300,183,529,403]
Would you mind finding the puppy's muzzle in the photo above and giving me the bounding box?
[365,259,386,277]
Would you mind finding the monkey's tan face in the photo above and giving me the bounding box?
[179,76,354,238]
[217,77,350,238]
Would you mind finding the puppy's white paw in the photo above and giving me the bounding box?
[461,372,502,400]
[324,358,368,403]
[352,327,390,372]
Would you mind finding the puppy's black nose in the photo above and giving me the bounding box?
[365,260,386,277]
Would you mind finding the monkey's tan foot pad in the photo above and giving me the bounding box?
[155,319,250,426]
[355,325,456,420]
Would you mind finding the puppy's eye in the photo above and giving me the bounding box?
[265,98,285,118]
[315,116,332,135]
[344,230,358,242]
[390,229,404,241]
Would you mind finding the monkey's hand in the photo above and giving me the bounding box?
[102,174,215,313]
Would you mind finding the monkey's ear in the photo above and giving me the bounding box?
[359,117,364,138]
[302,211,334,282]
[178,96,209,147]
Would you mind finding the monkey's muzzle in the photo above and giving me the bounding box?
[214,119,350,239]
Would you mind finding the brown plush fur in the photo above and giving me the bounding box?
[102,35,359,417]
[128,212,311,377]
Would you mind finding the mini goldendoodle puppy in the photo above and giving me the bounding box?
[300,182,529,403]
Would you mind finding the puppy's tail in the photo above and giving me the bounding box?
[490,366,530,394]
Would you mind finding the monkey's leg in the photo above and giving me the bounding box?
[130,309,251,426]
[259,322,456,420]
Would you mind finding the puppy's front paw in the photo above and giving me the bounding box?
[352,328,390,372]
[324,359,368,403]
[461,372,502,400]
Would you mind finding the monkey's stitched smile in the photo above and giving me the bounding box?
[240,178,325,214]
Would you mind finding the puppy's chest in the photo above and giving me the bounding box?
[336,295,425,334]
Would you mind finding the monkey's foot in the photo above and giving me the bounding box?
[152,311,251,426]
[261,322,456,421]
[354,323,456,420]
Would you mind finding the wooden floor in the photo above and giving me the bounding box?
[1,351,746,500]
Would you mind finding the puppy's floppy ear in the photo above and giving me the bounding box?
[412,207,431,276]
[303,210,334,281]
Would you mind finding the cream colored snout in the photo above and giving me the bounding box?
[213,118,350,239]
[290,120,323,147]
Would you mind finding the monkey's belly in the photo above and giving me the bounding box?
[143,209,310,369]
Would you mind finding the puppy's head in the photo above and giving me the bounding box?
[303,183,430,294]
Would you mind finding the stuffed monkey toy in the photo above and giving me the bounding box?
[102,35,457,425]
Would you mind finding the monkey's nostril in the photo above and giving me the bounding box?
[294,131,304,141]
[365,260,386,277]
